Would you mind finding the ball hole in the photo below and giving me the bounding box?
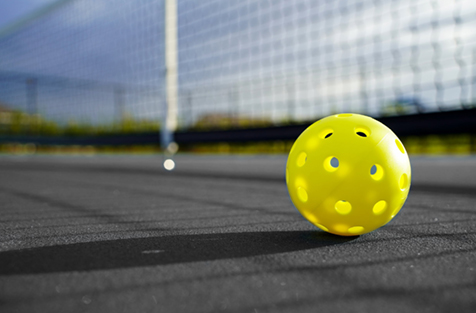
[335,200,352,215]
[297,152,307,167]
[297,186,308,203]
[372,200,387,215]
[395,139,405,154]
[399,173,409,190]
[348,226,364,234]
[330,157,339,168]
[370,164,384,181]
[324,156,339,172]
[354,127,370,138]
[320,128,334,139]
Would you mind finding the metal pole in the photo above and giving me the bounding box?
[162,0,178,170]
[163,0,178,150]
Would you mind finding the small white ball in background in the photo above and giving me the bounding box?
[163,159,175,171]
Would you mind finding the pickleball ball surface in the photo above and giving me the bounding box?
[286,113,411,236]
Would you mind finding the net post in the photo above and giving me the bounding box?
[163,0,178,148]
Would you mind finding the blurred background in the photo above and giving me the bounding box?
[0,0,475,155]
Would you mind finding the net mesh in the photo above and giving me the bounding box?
[0,0,475,131]
[0,0,165,128]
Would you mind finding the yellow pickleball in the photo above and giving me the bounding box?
[286,113,411,236]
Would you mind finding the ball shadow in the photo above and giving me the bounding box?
[0,231,355,275]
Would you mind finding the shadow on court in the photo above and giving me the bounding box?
[0,231,356,275]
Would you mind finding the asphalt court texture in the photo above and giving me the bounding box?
[0,154,475,313]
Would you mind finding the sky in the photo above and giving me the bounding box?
[0,0,475,126]
[0,0,59,29]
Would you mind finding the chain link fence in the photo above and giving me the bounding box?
[1,0,475,134]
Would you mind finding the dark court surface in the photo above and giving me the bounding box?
[0,154,475,313]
